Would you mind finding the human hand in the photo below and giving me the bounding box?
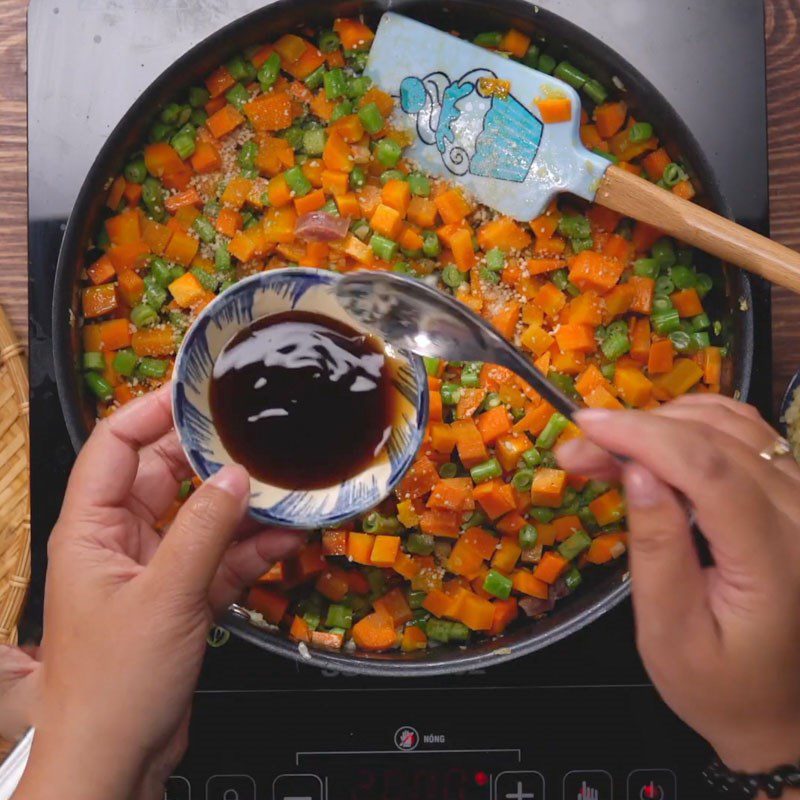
[15,386,305,800]
[557,395,800,781]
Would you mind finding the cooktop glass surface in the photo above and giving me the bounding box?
[27,2,770,797]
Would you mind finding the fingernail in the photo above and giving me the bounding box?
[574,409,613,427]
[623,463,662,509]
[208,464,250,500]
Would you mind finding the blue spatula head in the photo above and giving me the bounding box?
[366,13,611,220]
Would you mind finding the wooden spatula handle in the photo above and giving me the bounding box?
[596,165,800,294]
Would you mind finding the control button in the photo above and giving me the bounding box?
[205,774,256,800]
[272,773,323,800]
[164,775,191,800]
[563,770,612,800]
[495,770,546,799]
[627,769,677,800]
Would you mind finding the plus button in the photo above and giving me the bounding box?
[505,780,536,799]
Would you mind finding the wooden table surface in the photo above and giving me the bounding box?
[1,0,798,414]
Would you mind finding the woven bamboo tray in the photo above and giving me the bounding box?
[0,304,29,646]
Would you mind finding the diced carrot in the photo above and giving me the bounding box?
[567,290,604,326]
[703,346,722,385]
[533,282,568,317]
[614,366,653,408]
[396,456,440,499]
[164,187,202,214]
[399,226,425,253]
[168,272,205,308]
[552,515,584,542]
[568,250,625,291]
[207,104,246,138]
[423,588,457,618]
[473,479,517,520]
[342,232,373,264]
[401,625,428,651]
[532,551,568,584]
[105,209,141,246]
[335,192,361,218]
[107,241,151,273]
[450,227,476,271]
[347,532,375,565]
[334,17,376,50]
[87,254,116,285]
[535,96,572,124]
[131,326,176,357]
[594,101,627,138]
[434,188,471,224]
[477,216,532,251]
[106,175,126,210]
[243,91,294,132]
[584,384,624,410]
[215,208,243,238]
[428,423,457,455]
[419,508,461,538]
[652,358,704,398]
[630,317,652,362]
[283,42,326,80]
[407,196,438,227]
[427,477,475,512]
[329,113,365,144]
[83,318,132,353]
[580,123,606,151]
[530,468,566,508]
[393,551,421,580]
[670,288,704,317]
[262,206,298,244]
[512,570,550,599]
[647,338,675,375]
[206,65,236,98]
[191,141,222,174]
[294,187,326,215]
[141,218,172,255]
[321,169,350,196]
[491,536,522,573]
[642,147,671,180]
[494,433,531,472]
[351,612,397,651]
[455,387,486,420]
[476,405,513,445]
[672,179,696,200]
[164,229,200,266]
[323,130,354,172]
[121,181,140,208]
[289,615,311,643]
[82,284,118,319]
[371,535,402,567]
[500,27,530,57]
[447,538,486,579]
[454,591,495,631]
[512,401,556,436]
[589,489,626,527]
[519,323,555,356]
[381,179,412,217]
[555,323,597,354]
[267,174,292,208]
[628,275,655,314]
[358,86,394,116]
[144,143,185,178]
[370,203,403,239]
[489,597,518,635]
[246,586,290,624]
[587,532,628,564]
[309,89,336,122]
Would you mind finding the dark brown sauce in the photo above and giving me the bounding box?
[209,310,394,490]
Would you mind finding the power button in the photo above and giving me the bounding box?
[627,769,677,800]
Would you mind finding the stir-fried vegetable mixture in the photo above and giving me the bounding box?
[80,19,726,653]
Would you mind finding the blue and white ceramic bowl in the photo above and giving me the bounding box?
[172,268,429,529]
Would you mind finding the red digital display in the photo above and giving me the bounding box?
[338,766,491,799]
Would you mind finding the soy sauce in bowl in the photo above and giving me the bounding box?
[209,310,395,490]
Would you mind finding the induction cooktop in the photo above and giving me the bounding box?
[26,2,771,798]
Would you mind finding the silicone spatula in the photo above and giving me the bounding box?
[366,13,800,293]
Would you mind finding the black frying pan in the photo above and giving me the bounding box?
[52,0,754,676]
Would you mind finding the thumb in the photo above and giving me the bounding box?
[147,465,250,601]
[622,463,712,650]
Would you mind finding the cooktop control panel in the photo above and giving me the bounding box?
[164,677,706,799]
